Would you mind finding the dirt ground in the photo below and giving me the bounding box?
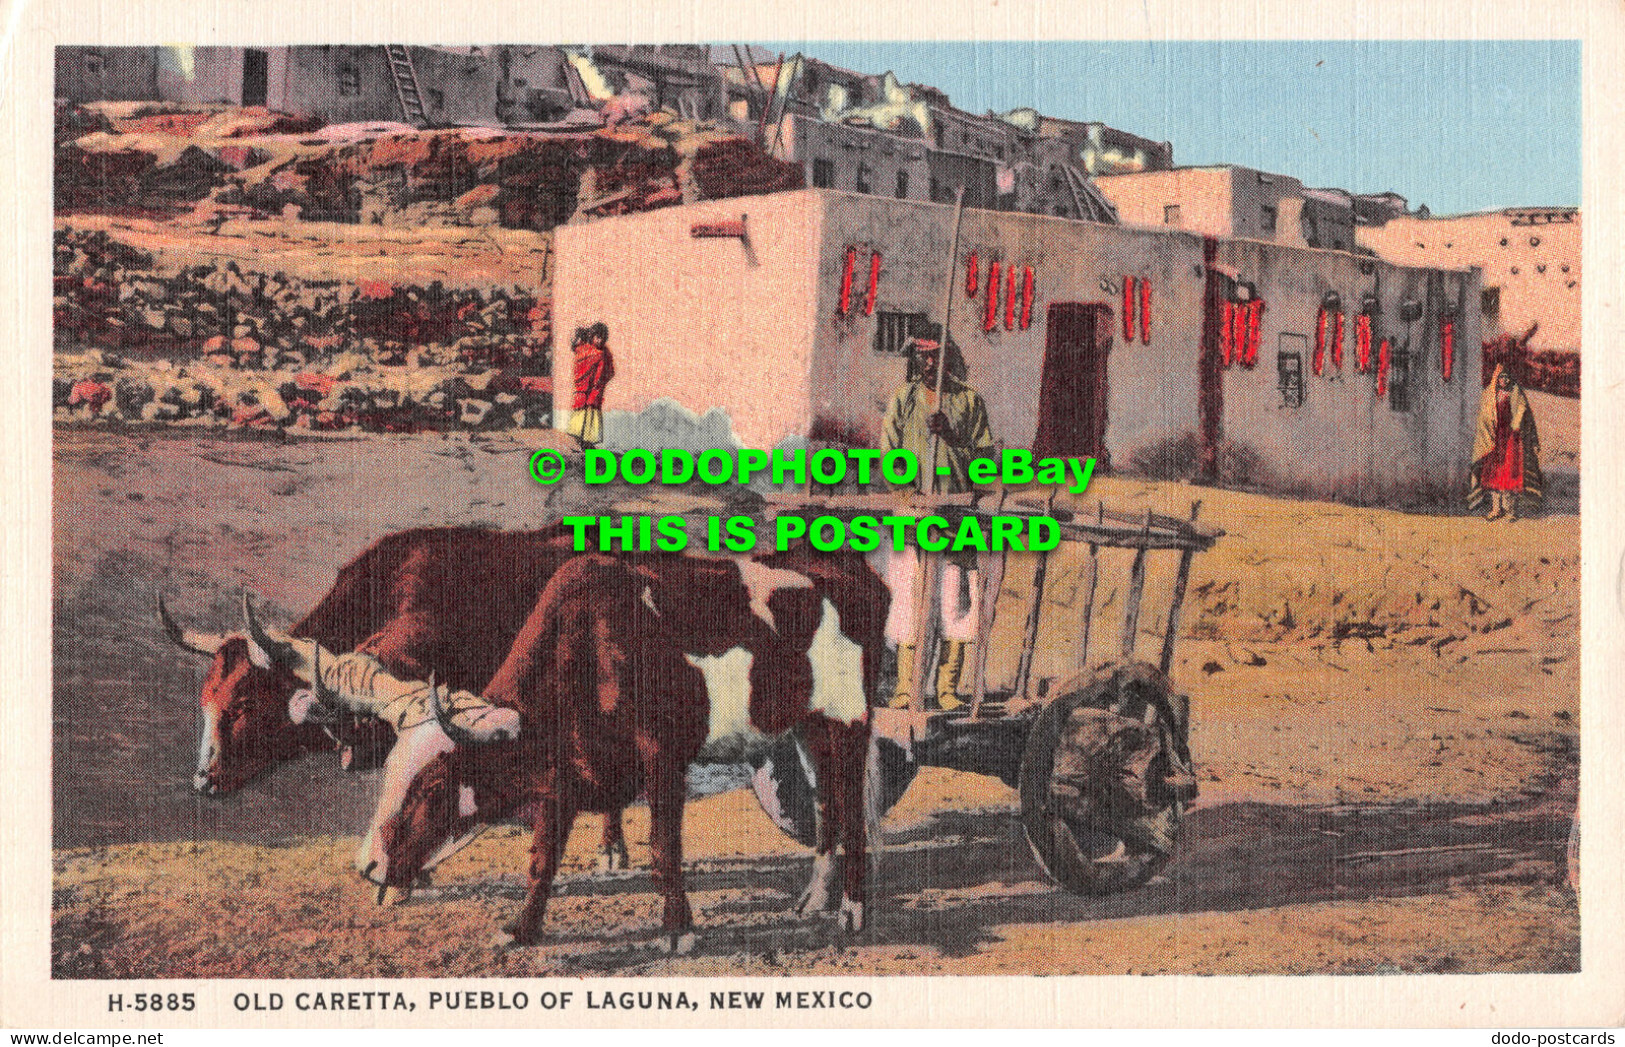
[51,425,1580,977]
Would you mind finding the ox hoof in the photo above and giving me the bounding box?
[794,884,833,918]
[497,921,542,948]
[657,932,698,956]
[491,928,541,950]
[795,852,839,916]
[839,897,866,934]
[373,884,412,906]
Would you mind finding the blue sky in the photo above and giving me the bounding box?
[750,41,1579,215]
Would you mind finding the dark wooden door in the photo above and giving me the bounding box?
[242,50,268,107]
[1033,303,1112,460]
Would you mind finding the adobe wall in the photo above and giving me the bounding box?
[553,190,1481,506]
[55,47,160,103]
[1359,211,1579,353]
[155,47,247,106]
[276,47,402,125]
[1212,238,1481,504]
[551,193,824,449]
[1094,168,1237,238]
[811,192,1207,472]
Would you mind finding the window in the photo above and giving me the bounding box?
[1388,350,1412,411]
[1164,204,1182,225]
[83,51,104,76]
[426,88,444,111]
[338,63,361,97]
[812,159,834,188]
[1277,335,1307,408]
[1260,204,1278,234]
[1481,287,1501,324]
[855,163,873,195]
[873,311,930,356]
[895,170,909,199]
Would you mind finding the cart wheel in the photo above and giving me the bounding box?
[1019,662,1195,895]
[750,730,919,847]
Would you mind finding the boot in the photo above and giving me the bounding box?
[890,644,917,709]
[934,640,970,712]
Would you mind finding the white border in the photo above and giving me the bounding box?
[4,0,1621,1028]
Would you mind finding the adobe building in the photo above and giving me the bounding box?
[1094,165,1360,252]
[553,189,1482,507]
[1357,208,1580,354]
[1028,113,1174,177]
[56,45,591,128]
[733,55,1122,222]
[586,46,730,123]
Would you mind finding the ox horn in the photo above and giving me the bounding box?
[242,592,302,674]
[155,592,227,657]
[428,673,486,748]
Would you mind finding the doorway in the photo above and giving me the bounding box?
[241,49,268,107]
[1033,303,1112,461]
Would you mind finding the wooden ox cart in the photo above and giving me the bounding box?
[748,490,1223,895]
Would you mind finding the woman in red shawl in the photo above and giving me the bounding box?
[565,322,614,448]
[1469,363,1542,520]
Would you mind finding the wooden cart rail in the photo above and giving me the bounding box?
[748,490,1224,896]
[762,490,1224,721]
[760,490,1222,552]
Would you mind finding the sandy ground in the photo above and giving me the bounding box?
[51,426,1579,977]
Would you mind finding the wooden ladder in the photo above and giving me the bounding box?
[384,45,429,128]
[1065,164,1120,224]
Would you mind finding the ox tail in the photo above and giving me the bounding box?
[863,732,887,873]
[422,823,490,873]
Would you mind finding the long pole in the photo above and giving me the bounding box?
[731,45,763,142]
[767,54,801,158]
[926,185,967,496]
[755,53,784,147]
[909,186,967,710]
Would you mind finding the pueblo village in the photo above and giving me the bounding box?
[52,43,1579,978]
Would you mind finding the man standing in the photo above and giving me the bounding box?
[880,335,996,710]
[566,322,614,449]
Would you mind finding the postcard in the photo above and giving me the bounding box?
[4,0,1621,1030]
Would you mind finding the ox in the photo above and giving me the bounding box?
[374,547,889,950]
[159,525,631,879]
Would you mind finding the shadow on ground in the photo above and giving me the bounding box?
[399,780,1575,972]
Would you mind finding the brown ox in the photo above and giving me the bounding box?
[159,525,631,876]
[376,547,889,950]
